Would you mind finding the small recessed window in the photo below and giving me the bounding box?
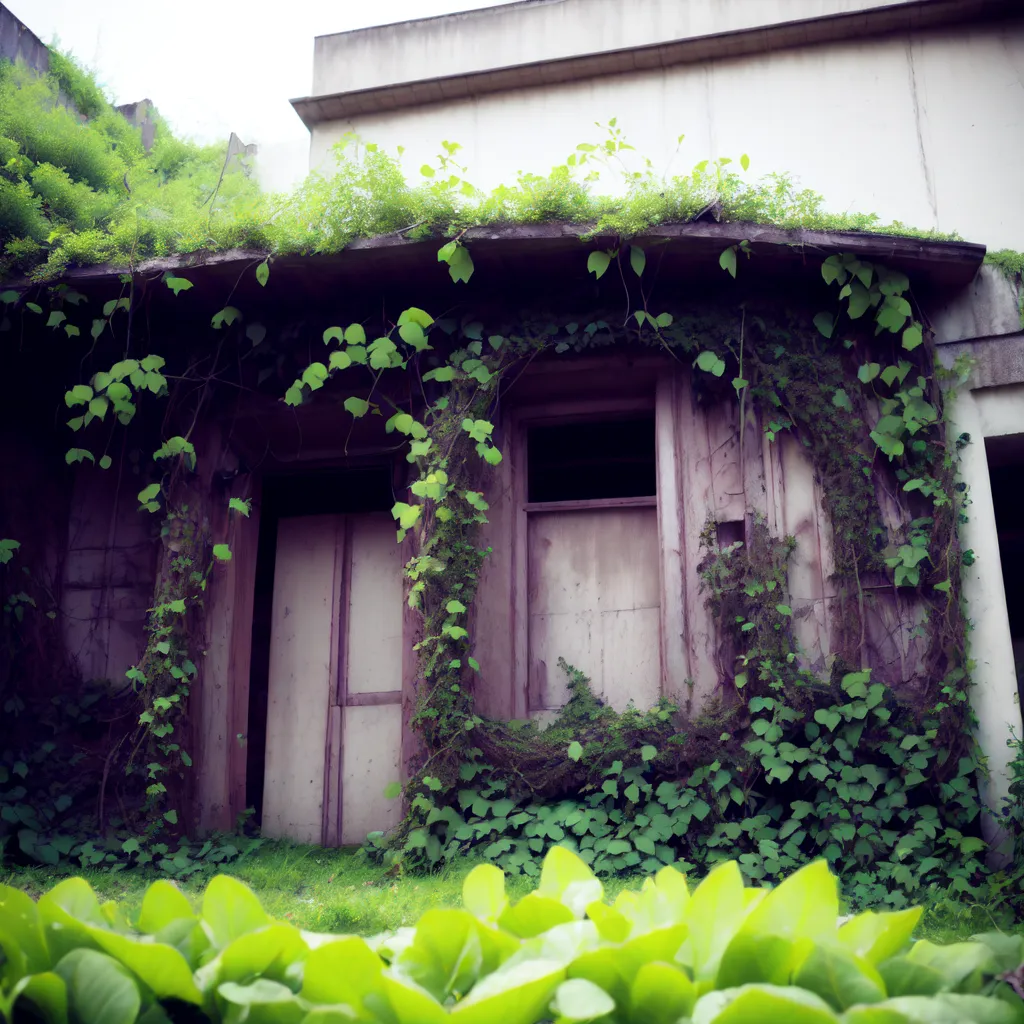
[527,416,656,503]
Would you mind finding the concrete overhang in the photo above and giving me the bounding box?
[34,222,986,315]
[291,0,1018,128]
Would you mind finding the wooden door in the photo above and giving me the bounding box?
[528,506,661,713]
[262,513,403,845]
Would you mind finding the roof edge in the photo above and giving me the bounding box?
[292,0,1016,128]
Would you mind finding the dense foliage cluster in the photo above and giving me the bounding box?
[2,847,1023,1023]
[1,55,959,282]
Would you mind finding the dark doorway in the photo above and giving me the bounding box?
[245,464,395,824]
[987,435,1024,711]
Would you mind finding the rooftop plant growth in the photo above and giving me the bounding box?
[2,847,1023,1023]
[1,54,957,283]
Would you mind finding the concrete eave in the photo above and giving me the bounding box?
[291,0,1017,128]
[24,222,986,310]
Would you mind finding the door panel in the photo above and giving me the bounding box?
[528,507,661,712]
[341,704,403,844]
[262,515,344,842]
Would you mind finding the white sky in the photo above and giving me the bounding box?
[10,0,509,189]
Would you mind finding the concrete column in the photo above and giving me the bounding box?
[950,387,1023,864]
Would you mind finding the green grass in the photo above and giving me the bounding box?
[5,840,1022,944]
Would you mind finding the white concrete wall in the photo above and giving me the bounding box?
[311,0,927,97]
[309,20,1024,249]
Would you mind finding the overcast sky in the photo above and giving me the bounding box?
[10,0,508,189]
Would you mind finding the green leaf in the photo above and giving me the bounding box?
[300,935,384,1009]
[384,781,402,800]
[255,260,270,287]
[692,984,839,1023]
[212,544,232,562]
[568,741,583,762]
[685,861,747,982]
[47,310,66,328]
[446,599,467,614]
[344,397,370,418]
[201,876,268,950]
[0,289,20,304]
[163,273,193,296]
[902,323,924,351]
[462,864,507,921]
[587,251,612,279]
[858,363,880,384]
[228,497,251,517]
[449,958,566,1024]
[720,247,737,278]
[641,745,657,762]
[630,245,646,277]
[98,455,112,470]
[775,604,792,617]
[136,880,195,934]
[793,944,886,1011]
[630,961,697,1024]
[210,306,241,329]
[695,351,726,377]
[550,978,615,1021]
[832,389,853,412]
[397,307,434,328]
[163,809,178,825]
[837,907,922,965]
[54,950,140,1024]
[813,313,834,338]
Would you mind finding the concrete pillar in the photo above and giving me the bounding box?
[950,386,1024,864]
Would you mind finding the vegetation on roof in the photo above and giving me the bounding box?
[0,55,960,282]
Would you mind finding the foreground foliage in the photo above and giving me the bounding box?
[1,848,1023,1023]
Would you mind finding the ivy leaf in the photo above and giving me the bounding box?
[384,782,402,800]
[397,307,434,328]
[641,745,657,762]
[719,246,737,278]
[65,324,81,338]
[344,323,366,345]
[630,245,646,277]
[211,306,241,329]
[25,302,42,314]
[740,153,750,171]
[695,351,726,377]
[65,448,95,465]
[0,289,20,304]
[228,497,251,517]
[163,809,179,824]
[732,377,748,394]
[858,363,880,384]
[163,273,193,296]
[568,742,583,762]
[813,313,834,338]
[902,323,924,351]
[323,326,344,345]
[776,604,793,617]
[47,310,66,328]
[99,455,112,470]
[329,351,352,371]
[256,260,270,287]
[587,251,612,279]
[213,544,232,562]
[832,389,853,412]
[446,599,467,614]
[344,397,369,418]
[301,362,329,391]
[423,366,456,383]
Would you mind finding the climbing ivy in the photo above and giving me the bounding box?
[0,43,1015,900]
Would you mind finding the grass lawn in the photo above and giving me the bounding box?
[5,840,1021,944]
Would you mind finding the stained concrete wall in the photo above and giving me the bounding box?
[0,3,49,75]
[306,10,1024,249]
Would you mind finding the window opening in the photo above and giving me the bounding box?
[526,415,656,503]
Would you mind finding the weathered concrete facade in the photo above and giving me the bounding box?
[286,0,1024,850]
[295,0,1024,249]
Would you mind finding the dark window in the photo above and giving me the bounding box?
[527,416,656,503]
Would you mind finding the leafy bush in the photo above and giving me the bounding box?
[1,847,1021,1023]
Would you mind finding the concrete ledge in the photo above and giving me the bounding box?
[938,331,1024,390]
[930,264,1022,346]
[293,0,1018,126]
